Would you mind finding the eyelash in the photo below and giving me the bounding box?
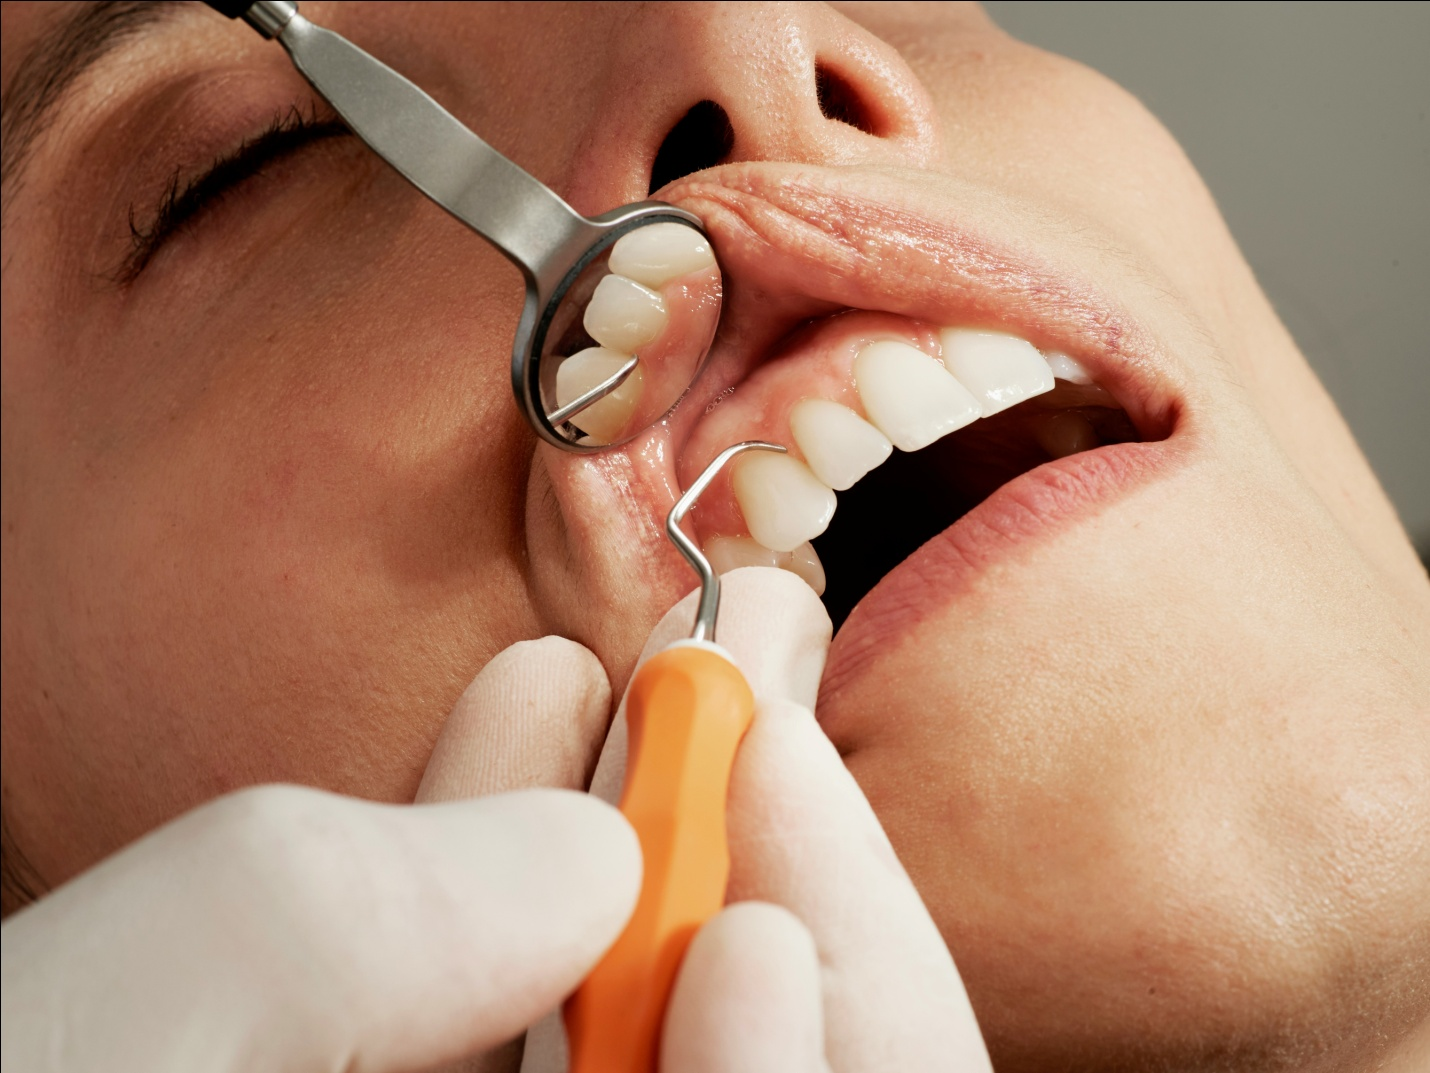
[119,105,349,283]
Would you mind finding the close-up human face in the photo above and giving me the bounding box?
[3,2,1428,1070]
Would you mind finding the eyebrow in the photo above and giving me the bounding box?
[1,1,186,206]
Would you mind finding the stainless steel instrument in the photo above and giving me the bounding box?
[207,0,722,451]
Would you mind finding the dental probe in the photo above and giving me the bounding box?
[565,441,786,1073]
[204,1,721,451]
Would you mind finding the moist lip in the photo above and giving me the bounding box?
[811,379,1144,629]
[817,435,1181,709]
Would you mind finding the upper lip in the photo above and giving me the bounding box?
[657,158,1185,458]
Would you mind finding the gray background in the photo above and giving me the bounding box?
[983,1,1429,559]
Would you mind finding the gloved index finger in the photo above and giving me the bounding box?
[418,636,613,803]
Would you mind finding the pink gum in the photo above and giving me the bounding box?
[617,264,724,438]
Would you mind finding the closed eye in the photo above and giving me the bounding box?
[118,104,350,283]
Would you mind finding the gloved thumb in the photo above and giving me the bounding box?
[418,636,612,803]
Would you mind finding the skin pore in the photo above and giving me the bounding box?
[3,3,1428,1071]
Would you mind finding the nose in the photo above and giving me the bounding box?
[640,2,941,188]
[537,1,942,209]
[504,3,944,659]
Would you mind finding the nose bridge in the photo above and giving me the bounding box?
[628,1,942,176]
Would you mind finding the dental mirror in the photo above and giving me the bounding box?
[207,0,722,451]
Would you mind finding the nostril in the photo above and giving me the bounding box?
[815,62,880,136]
[648,100,736,194]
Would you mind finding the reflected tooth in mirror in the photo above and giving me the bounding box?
[939,329,1055,417]
[554,347,644,443]
[853,340,981,452]
[732,452,837,554]
[783,541,826,596]
[583,274,668,353]
[1035,411,1100,459]
[608,223,716,288]
[1044,350,1095,386]
[789,398,892,491]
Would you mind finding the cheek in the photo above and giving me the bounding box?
[5,220,543,884]
[906,29,1235,328]
[827,452,1430,1061]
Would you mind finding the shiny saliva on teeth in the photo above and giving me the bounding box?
[207,0,722,451]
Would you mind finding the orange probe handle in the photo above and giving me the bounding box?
[565,642,755,1073]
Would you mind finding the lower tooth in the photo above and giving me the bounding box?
[939,329,1055,417]
[554,347,644,443]
[1035,411,1100,459]
[704,536,825,596]
[783,541,826,596]
[1043,350,1095,385]
[732,452,836,554]
[789,399,892,491]
[706,535,781,572]
[853,341,981,452]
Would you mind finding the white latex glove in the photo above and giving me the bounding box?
[0,638,638,1073]
[524,566,993,1073]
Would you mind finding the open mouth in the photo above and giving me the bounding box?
[640,162,1183,661]
[675,307,1160,637]
[811,373,1140,630]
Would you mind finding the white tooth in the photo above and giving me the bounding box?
[705,535,781,573]
[608,222,716,289]
[853,340,981,452]
[783,541,827,596]
[939,329,1055,417]
[703,536,826,596]
[1035,411,1100,459]
[732,452,837,554]
[1043,350,1095,386]
[583,274,667,353]
[554,347,644,443]
[788,399,892,491]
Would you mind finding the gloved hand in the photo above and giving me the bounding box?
[521,566,993,1073]
[3,566,990,1073]
[0,638,639,1073]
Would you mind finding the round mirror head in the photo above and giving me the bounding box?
[527,217,722,449]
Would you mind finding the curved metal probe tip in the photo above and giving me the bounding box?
[667,441,786,644]
[545,355,638,427]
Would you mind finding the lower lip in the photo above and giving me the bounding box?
[816,437,1180,712]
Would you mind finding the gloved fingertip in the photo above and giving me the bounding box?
[663,900,825,1073]
[704,567,831,709]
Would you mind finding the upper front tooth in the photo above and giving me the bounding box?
[732,452,836,554]
[788,399,892,491]
[1043,350,1095,386]
[608,223,717,288]
[939,330,1055,417]
[583,274,667,353]
[853,340,981,452]
[554,347,644,442]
